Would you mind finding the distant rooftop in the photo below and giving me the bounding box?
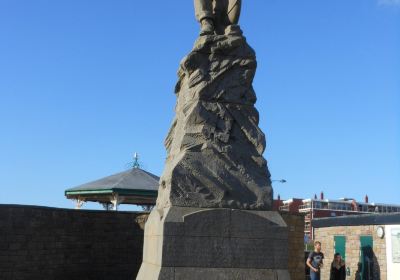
[312,213,400,228]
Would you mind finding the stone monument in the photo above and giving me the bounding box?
[137,1,291,279]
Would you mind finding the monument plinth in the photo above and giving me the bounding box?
[137,207,289,280]
[137,2,290,279]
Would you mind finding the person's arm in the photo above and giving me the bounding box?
[320,253,324,268]
[306,254,318,273]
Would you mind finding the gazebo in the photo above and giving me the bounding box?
[65,159,159,210]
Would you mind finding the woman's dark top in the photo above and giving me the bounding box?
[330,261,346,280]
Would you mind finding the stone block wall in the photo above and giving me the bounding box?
[0,204,147,280]
[0,205,306,280]
[315,225,387,280]
[281,212,306,280]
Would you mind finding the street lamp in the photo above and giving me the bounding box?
[271,179,287,184]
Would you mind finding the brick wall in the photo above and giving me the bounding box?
[281,212,306,280]
[315,225,387,280]
[0,204,147,280]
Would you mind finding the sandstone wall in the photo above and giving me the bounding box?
[281,212,305,280]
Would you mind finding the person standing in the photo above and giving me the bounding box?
[307,241,324,280]
[330,253,346,280]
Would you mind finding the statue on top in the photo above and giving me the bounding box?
[194,0,242,35]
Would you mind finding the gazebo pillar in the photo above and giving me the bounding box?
[74,197,85,209]
[111,194,124,211]
[101,203,113,211]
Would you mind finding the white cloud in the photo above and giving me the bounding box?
[379,0,400,6]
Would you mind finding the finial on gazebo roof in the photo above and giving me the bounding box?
[133,152,140,169]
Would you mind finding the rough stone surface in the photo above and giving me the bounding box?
[136,207,290,280]
[157,29,273,211]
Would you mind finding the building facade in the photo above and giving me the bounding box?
[275,194,400,242]
[313,214,400,280]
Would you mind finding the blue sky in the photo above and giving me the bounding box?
[0,0,399,210]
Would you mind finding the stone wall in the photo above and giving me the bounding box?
[0,205,305,280]
[315,225,387,280]
[0,204,146,280]
[281,212,305,280]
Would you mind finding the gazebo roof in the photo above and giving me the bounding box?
[65,167,159,205]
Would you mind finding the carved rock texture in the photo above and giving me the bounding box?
[157,31,273,211]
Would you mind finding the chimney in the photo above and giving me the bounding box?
[320,191,324,200]
[277,194,281,201]
[365,195,369,203]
